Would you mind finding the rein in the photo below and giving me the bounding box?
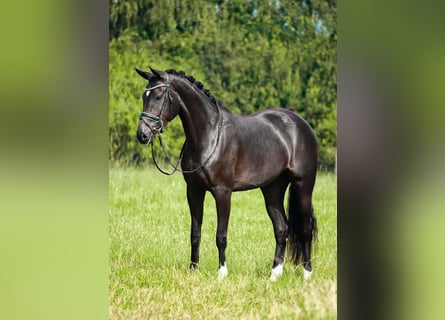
[141,72,222,175]
[150,134,183,175]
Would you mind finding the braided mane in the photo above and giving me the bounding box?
[165,69,222,107]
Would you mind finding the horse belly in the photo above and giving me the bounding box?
[232,147,289,191]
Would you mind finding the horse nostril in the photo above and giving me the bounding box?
[137,130,150,144]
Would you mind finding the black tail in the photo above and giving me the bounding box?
[287,186,318,265]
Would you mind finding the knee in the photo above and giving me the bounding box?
[191,233,201,246]
[216,234,227,249]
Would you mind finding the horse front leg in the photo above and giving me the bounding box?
[187,184,205,271]
[212,187,232,280]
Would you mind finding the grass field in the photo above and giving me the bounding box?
[109,166,337,319]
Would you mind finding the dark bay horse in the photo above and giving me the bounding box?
[135,67,318,281]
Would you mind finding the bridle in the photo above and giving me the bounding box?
[139,72,173,133]
[138,71,222,175]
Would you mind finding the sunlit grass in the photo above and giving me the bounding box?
[109,166,337,319]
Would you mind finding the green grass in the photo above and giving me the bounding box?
[109,166,337,319]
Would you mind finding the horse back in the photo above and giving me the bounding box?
[238,108,317,154]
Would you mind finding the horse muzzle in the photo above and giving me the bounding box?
[137,125,154,144]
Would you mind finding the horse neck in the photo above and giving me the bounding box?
[173,79,220,153]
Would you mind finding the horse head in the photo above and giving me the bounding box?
[135,67,179,144]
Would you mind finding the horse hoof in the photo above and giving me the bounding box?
[303,268,312,280]
[217,263,228,280]
[189,262,199,271]
[269,264,284,282]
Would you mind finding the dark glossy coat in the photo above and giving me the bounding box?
[136,68,318,277]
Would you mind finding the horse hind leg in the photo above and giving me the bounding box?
[261,180,288,282]
[301,195,317,280]
[288,180,317,280]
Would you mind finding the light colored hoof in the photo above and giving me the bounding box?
[269,264,284,282]
[217,263,228,280]
[303,268,312,280]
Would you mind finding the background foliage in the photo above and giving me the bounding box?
[109,0,337,169]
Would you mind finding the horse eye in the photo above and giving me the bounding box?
[155,95,162,100]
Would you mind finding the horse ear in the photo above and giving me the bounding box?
[149,66,162,78]
[135,68,152,80]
